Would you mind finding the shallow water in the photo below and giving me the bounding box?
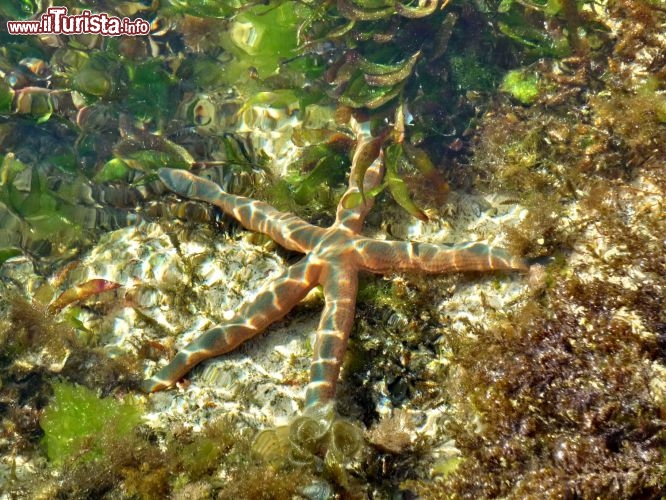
[0,1,665,498]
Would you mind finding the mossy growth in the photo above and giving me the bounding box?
[398,0,666,496]
[448,54,499,93]
[218,1,310,84]
[0,292,142,390]
[403,161,665,497]
[0,153,85,263]
[39,382,143,465]
[21,413,320,499]
[0,294,71,362]
[500,68,541,105]
[216,464,318,500]
[421,247,666,497]
[0,291,145,496]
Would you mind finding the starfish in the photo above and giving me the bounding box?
[143,139,528,410]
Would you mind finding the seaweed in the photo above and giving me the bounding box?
[20,413,322,499]
[398,0,666,496]
[40,382,143,465]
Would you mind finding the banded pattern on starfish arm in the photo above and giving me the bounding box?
[143,145,527,409]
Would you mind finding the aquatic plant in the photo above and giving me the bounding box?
[500,68,542,105]
[0,0,593,265]
[396,0,666,496]
[39,382,143,464]
[0,2,215,262]
[0,295,74,465]
[0,153,83,265]
[20,409,321,499]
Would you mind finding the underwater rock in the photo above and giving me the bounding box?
[0,170,531,495]
[48,221,312,428]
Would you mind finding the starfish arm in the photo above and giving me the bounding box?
[304,263,359,409]
[335,152,385,233]
[143,257,321,392]
[159,168,325,253]
[355,239,529,274]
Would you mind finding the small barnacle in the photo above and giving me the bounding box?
[327,418,363,460]
[297,481,334,500]
[289,413,331,460]
[527,263,548,292]
[252,425,291,466]
[170,481,213,500]
[185,96,216,129]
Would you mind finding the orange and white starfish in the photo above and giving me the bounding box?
[143,139,527,410]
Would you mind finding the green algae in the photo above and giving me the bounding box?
[93,158,131,183]
[39,382,143,465]
[0,0,583,252]
[291,146,349,206]
[219,1,309,83]
[27,411,318,499]
[416,2,666,496]
[72,66,113,98]
[448,54,499,92]
[0,153,85,263]
[125,59,178,121]
[0,0,39,20]
[0,79,12,112]
[166,0,242,18]
[500,69,541,105]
